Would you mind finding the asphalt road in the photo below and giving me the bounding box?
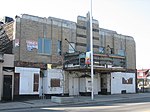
[2,97,150,112]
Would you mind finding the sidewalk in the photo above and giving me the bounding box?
[0,93,150,111]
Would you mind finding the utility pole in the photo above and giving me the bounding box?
[90,0,94,100]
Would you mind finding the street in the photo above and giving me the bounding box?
[2,97,150,112]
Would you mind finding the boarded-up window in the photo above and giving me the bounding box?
[33,74,39,92]
[122,77,133,84]
[51,79,60,87]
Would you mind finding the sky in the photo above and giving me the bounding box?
[0,0,150,69]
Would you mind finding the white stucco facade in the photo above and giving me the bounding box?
[15,67,40,95]
[43,69,63,95]
[111,72,136,94]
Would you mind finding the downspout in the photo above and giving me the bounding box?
[19,17,21,61]
[135,69,138,93]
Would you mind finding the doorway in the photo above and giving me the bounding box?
[3,75,12,101]
[100,73,111,95]
[101,74,107,95]
[69,77,79,96]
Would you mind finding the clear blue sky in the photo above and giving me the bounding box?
[1,0,150,69]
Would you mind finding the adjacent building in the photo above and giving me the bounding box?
[0,13,136,100]
[137,69,150,92]
[0,18,14,101]
[64,13,136,95]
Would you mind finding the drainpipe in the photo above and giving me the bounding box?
[135,69,138,93]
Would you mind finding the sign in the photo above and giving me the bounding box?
[85,52,91,65]
[26,40,38,51]
[15,39,19,47]
[47,64,52,69]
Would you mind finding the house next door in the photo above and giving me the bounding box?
[3,75,12,100]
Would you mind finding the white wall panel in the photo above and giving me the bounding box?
[111,72,136,94]
[43,69,63,94]
[15,67,40,95]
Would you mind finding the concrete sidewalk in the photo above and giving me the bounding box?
[0,93,150,111]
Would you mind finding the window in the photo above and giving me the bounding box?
[93,37,99,40]
[100,32,105,46]
[77,34,86,38]
[118,49,125,56]
[122,77,133,84]
[77,25,86,29]
[69,43,75,53]
[57,40,62,55]
[99,47,105,53]
[51,79,60,87]
[33,74,39,92]
[138,72,143,77]
[38,37,51,55]
[76,43,86,47]
[93,28,99,32]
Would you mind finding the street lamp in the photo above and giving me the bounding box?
[90,0,94,100]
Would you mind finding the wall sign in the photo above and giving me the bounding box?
[15,39,19,47]
[26,40,38,51]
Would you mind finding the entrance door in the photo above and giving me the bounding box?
[3,75,12,100]
[101,74,107,95]
[69,77,79,96]
[73,78,79,95]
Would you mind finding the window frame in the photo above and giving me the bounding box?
[38,37,51,55]
[57,40,62,55]
[69,42,75,53]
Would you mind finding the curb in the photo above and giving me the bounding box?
[0,94,150,111]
